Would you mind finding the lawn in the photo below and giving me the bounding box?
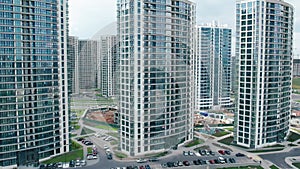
[107,132,119,138]
[288,131,300,142]
[270,165,279,169]
[95,125,118,131]
[144,151,169,158]
[248,148,284,153]
[194,145,210,152]
[225,127,234,132]
[42,149,83,164]
[213,131,230,137]
[114,152,128,159]
[218,136,234,145]
[293,163,300,169]
[87,147,93,154]
[80,127,95,135]
[293,78,300,89]
[266,144,285,148]
[184,139,204,147]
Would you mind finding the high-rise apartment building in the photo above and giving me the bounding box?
[235,0,293,148]
[78,40,99,91]
[0,0,69,168]
[68,36,79,94]
[117,0,195,156]
[99,35,118,97]
[195,23,232,110]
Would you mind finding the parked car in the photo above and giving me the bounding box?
[236,153,246,157]
[209,150,215,156]
[85,141,93,145]
[148,157,159,162]
[145,164,151,169]
[107,153,113,160]
[225,150,231,155]
[81,160,87,166]
[218,156,226,164]
[69,160,75,167]
[229,158,236,163]
[183,161,190,166]
[77,137,84,141]
[75,160,81,167]
[87,154,93,160]
[218,150,225,155]
[177,161,183,166]
[188,151,194,156]
[183,151,189,156]
[93,155,98,159]
[39,164,46,169]
[136,158,147,163]
[193,160,200,165]
[209,159,215,164]
[57,162,63,168]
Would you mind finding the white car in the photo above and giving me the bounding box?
[93,155,98,159]
[136,158,147,163]
[87,155,93,160]
[104,145,109,149]
[218,156,226,164]
[57,162,63,168]
[75,160,81,166]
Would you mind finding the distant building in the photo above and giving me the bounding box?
[0,0,69,168]
[78,40,99,91]
[235,0,293,148]
[99,35,118,97]
[293,58,300,77]
[117,0,195,156]
[68,36,79,94]
[195,22,232,110]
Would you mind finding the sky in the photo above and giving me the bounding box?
[69,0,300,54]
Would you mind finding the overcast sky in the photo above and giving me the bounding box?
[69,0,300,54]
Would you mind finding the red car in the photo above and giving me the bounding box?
[209,159,215,164]
[218,150,225,155]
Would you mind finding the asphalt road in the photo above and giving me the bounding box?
[80,144,253,169]
[259,148,300,169]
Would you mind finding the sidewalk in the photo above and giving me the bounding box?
[285,156,300,169]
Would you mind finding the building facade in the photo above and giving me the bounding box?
[78,40,99,91]
[67,36,79,94]
[117,0,196,156]
[0,0,69,168]
[99,35,118,97]
[235,0,293,148]
[195,23,232,110]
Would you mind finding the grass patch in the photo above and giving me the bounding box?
[107,132,119,138]
[217,166,263,169]
[184,139,204,147]
[114,152,128,159]
[74,125,80,130]
[288,143,298,147]
[81,127,95,135]
[110,140,118,146]
[288,131,300,142]
[194,145,210,152]
[266,144,285,148]
[248,148,284,153]
[218,136,234,145]
[225,127,234,132]
[144,151,169,158]
[87,147,93,154]
[42,149,83,164]
[292,163,300,169]
[293,78,300,89]
[71,140,83,151]
[213,131,230,137]
[270,165,280,169]
[95,125,118,131]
